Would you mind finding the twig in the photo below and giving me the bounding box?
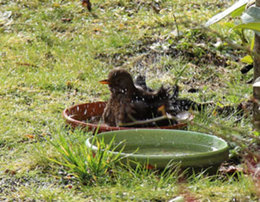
[172,13,180,37]
[119,115,178,127]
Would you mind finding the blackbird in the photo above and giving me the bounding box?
[134,75,211,115]
[134,75,154,92]
[100,69,171,126]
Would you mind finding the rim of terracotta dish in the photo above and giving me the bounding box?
[62,102,188,131]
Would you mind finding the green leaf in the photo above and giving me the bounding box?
[233,22,260,32]
[241,55,253,64]
[242,6,260,24]
[205,0,248,27]
[231,5,246,17]
[250,35,255,50]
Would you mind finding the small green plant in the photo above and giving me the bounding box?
[206,0,260,63]
[47,129,123,185]
[1,0,259,200]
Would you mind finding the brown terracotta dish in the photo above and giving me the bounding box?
[62,102,188,133]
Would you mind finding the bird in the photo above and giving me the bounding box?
[100,68,171,127]
[134,75,211,115]
[134,75,154,92]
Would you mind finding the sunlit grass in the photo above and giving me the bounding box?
[0,0,258,200]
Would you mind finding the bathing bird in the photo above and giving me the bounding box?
[134,75,211,116]
[100,68,171,127]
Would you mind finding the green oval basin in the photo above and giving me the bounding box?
[86,129,229,169]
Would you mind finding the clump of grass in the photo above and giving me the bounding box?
[0,0,259,200]
[46,128,183,187]
[47,128,124,185]
[188,171,259,201]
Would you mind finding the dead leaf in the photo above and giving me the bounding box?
[61,18,72,23]
[66,81,73,89]
[66,185,73,189]
[52,3,60,8]
[219,165,243,175]
[25,134,35,139]
[16,62,38,68]
[93,27,102,32]
[82,0,92,11]
[5,169,17,175]
[146,164,155,169]
[118,23,125,30]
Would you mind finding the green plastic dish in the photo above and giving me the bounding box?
[86,129,229,170]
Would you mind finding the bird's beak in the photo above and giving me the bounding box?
[99,79,110,85]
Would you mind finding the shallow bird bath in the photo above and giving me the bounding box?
[86,129,229,171]
[63,102,188,133]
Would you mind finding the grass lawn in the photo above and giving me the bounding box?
[0,0,259,201]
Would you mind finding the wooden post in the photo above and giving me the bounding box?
[254,0,260,80]
[254,34,260,81]
[253,0,260,130]
[253,78,260,130]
